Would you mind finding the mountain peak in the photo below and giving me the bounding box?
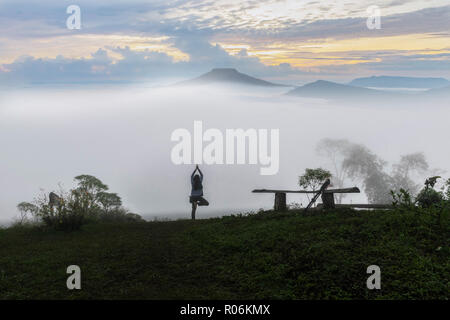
[177,68,289,87]
[210,68,239,73]
[287,79,384,100]
[309,80,336,85]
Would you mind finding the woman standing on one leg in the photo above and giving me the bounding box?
[190,165,209,220]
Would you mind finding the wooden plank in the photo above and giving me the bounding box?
[252,187,360,194]
[252,189,315,194]
[323,187,360,194]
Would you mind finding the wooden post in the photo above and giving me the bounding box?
[191,202,197,220]
[321,192,335,209]
[274,192,287,211]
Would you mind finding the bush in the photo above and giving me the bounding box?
[34,191,86,231]
[391,176,450,210]
[18,175,143,231]
[391,188,415,210]
[416,188,444,209]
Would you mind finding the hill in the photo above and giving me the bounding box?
[0,208,448,299]
[349,76,449,89]
[286,80,390,100]
[177,68,290,87]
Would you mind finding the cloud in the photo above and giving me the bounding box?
[212,5,450,43]
[1,1,449,83]
[1,39,449,86]
[0,41,303,85]
[364,52,450,72]
[1,0,449,40]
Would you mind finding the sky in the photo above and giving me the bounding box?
[0,0,449,84]
[0,1,449,223]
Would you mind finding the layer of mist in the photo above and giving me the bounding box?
[0,84,449,222]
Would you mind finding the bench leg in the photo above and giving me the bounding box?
[274,192,287,211]
[321,193,335,209]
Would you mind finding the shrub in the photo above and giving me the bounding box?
[18,175,143,231]
[391,176,449,210]
[391,188,415,210]
[414,176,446,209]
[416,188,444,209]
[34,191,85,231]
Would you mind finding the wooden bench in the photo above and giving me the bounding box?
[252,187,361,211]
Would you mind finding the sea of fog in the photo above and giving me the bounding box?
[0,84,449,223]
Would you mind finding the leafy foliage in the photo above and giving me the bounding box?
[414,176,447,209]
[97,192,122,213]
[74,175,108,196]
[32,189,86,231]
[391,188,415,210]
[416,188,444,209]
[17,175,142,231]
[390,176,450,229]
[298,168,332,191]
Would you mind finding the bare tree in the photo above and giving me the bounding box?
[391,152,429,195]
[316,139,432,204]
[16,202,38,224]
[342,143,392,204]
[316,138,353,203]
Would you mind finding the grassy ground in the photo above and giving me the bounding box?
[0,208,448,299]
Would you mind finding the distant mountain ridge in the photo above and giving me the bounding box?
[349,76,449,89]
[175,69,450,102]
[287,79,450,104]
[177,68,290,87]
[286,80,389,100]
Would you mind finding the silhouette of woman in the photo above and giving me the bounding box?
[190,165,209,220]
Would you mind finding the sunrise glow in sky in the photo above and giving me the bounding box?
[0,0,449,83]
